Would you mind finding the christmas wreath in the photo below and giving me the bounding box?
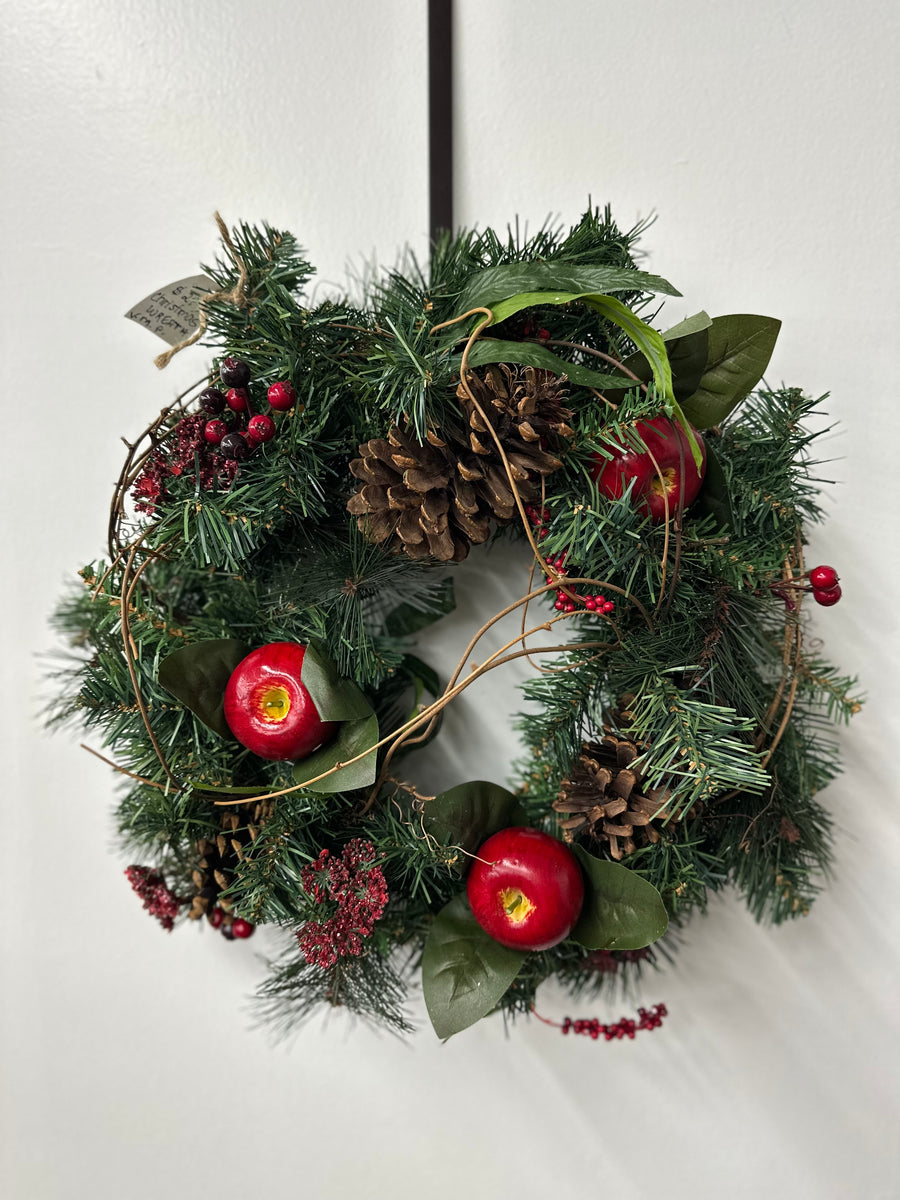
[51,207,860,1041]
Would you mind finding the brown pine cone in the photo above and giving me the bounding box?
[186,801,274,922]
[554,733,674,861]
[347,364,573,562]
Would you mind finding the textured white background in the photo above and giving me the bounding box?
[2,1,899,1197]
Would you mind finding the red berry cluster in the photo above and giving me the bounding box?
[766,563,842,611]
[132,360,297,512]
[207,905,255,940]
[297,840,389,970]
[201,358,295,460]
[807,564,842,607]
[523,504,616,616]
[560,1003,668,1041]
[124,865,183,931]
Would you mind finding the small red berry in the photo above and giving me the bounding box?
[204,419,228,445]
[564,601,576,613]
[231,918,255,939]
[226,387,249,412]
[208,906,225,929]
[537,328,551,341]
[267,381,296,411]
[813,585,842,607]
[585,598,597,610]
[601,601,615,614]
[554,599,565,611]
[808,565,839,591]
[247,414,276,444]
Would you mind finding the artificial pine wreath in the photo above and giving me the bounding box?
[51,207,861,1040]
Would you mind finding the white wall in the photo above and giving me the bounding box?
[2,2,898,1198]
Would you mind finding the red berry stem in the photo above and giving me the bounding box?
[531,1002,668,1041]
[523,505,615,617]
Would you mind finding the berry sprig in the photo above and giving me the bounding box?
[207,905,255,940]
[124,865,183,931]
[132,359,297,510]
[532,1002,668,1041]
[766,563,842,610]
[523,504,616,616]
[297,840,389,970]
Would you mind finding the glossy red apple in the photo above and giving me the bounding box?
[590,416,707,522]
[466,827,584,951]
[223,642,337,761]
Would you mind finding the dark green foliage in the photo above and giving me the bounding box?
[49,207,860,1039]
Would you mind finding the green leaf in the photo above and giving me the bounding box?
[384,578,456,636]
[570,845,668,950]
[456,338,632,391]
[157,639,249,738]
[455,262,680,319]
[292,710,379,794]
[422,781,527,873]
[300,642,373,722]
[660,310,713,341]
[692,441,735,532]
[608,314,711,404]
[422,893,527,1039]
[680,315,781,429]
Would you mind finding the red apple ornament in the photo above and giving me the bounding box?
[223,642,337,761]
[590,416,707,522]
[466,827,584,951]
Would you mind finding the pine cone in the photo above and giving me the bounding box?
[347,365,573,562]
[186,801,273,923]
[554,733,674,861]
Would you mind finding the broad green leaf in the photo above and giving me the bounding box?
[570,844,668,950]
[660,310,712,341]
[609,314,710,404]
[384,578,456,636]
[456,337,632,391]
[300,642,373,722]
[680,315,781,429]
[423,781,527,873]
[692,441,735,532]
[158,639,249,738]
[292,710,379,794]
[455,262,680,319]
[422,893,526,1039]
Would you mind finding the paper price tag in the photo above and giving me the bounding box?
[124,274,215,346]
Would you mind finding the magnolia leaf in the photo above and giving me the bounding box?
[422,781,527,873]
[456,337,632,391]
[384,578,456,637]
[692,441,735,532]
[300,642,373,722]
[422,893,526,1039]
[571,844,669,950]
[680,315,782,429]
[157,639,249,738]
[292,710,379,794]
[455,262,680,319]
[660,310,713,341]
[609,316,710,404]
